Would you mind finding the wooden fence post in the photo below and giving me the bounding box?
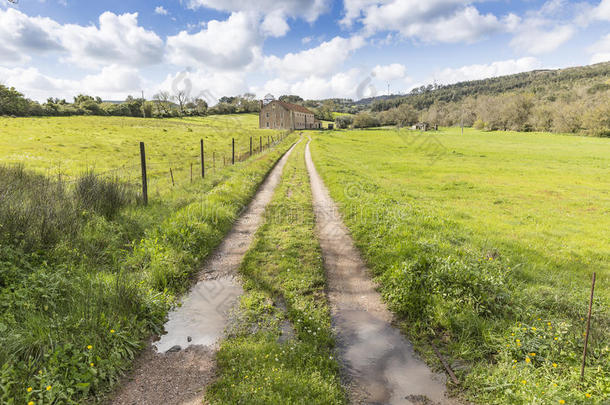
[581,272,596,380]
[170,168,175,187]
[260,136,262,153]
[232,138,235,165]
[200,139,205,178]
[139,142,148,205]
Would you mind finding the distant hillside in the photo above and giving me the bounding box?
[349,62,609,136]
[367,62,610,111]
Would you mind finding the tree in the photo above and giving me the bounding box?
[335,115,354,129]
[279,95,304,104]
[153,91,173,116]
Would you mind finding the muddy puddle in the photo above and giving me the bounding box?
[154,276,243,353]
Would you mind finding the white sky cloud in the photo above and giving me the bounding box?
[588,33,610,64]
[0,65,143,101]
[264,36,365,79]
[372,64,407,81]
[341,0,507,43]
[432,57,543,85]
[187,0,329,23]
[510,25,575,55]
[155,6,169,15]
[166,12,262,70]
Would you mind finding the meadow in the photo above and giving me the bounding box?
[0,114,279,194]
[310,127,609,404]
[0,114,293,404]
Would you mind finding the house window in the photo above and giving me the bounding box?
[266,122,269,128]
[266,112,269,118]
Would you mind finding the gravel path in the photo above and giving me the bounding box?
[305,140,456,405]
[108,140,299,405]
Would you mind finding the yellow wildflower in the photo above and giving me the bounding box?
[90,362,95,367]
[516,339,521,343]
[538,318,541,321]
[521,380,527,384]
[553,363,558,368]
[110,329,115,334]
[46,386,52,391]
[585,393,591,398]
[559,400,565,404]
[554,337,558,341]
[27,387,33,392]
[28,402,34,405]
[532,327,537,331]
[530,352,536,356]
[87,345,92,350]
[547,322,551,326]
[525,357,531,363]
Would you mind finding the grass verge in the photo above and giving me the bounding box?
[0,133,297,404]
[206,140,347,404]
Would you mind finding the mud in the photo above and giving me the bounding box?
[110,140,299,405]
[305,140,456,405]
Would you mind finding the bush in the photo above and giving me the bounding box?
[334,115,353,129]
[353,112,380,128]
[74,172,136,219]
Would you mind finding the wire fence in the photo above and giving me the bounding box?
[51,133,290,201]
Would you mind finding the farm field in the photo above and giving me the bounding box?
[0,113,295,404]
[0,114,281,194]
[310,127,609,404]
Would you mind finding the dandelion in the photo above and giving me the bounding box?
[516,339,520,343]
[525,357,531,363]
[110,329,115,334]
[532,327,537,331]
[538,318,541,321]
[530,352,536,356]
[513,359,517,363]
[27,387,33,392]
[547,322,551,326]
[521,380,527,384]
[552,363,558,368]
[517,342,522,347]
[585,393,591,398]
[28,402,34,405]
[46,386,52,391]
[554,337,559,341]
[87,345,92,350]
[90,362,95,367]
[559,400,565,404]
[511,333,515,336]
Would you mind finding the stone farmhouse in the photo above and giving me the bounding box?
[259,99,321,130]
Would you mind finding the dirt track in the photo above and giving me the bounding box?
[109,140,299,405]
[305,140,456,405]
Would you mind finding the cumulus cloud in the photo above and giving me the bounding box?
[432,57,543,85]
[264,36,365,79]
[0,8,63,64]
[0,9,164,68]
[372,63,406,81]
[166,12,262,70]
[261,10,290,38]
[592,0,610,21]
[187,0,329,23]
[341,0,507,43]
[510,25,575,54]
[0,65,143,101]
[588,33,610,63]
[256,68,367,100]
[155,6,169,15]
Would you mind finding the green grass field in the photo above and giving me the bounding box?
[0,114,281,194]
[310,127,609,404]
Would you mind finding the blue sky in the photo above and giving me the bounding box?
[1,0,609,103]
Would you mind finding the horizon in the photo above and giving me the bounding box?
[1,0,610,104]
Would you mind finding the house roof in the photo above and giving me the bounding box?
[273,100,315,115]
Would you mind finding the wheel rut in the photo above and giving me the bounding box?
[305,140,456,405]
[109,140,300,405]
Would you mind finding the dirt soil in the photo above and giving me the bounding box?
[108,140,299,405]
[305,140,457,405]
